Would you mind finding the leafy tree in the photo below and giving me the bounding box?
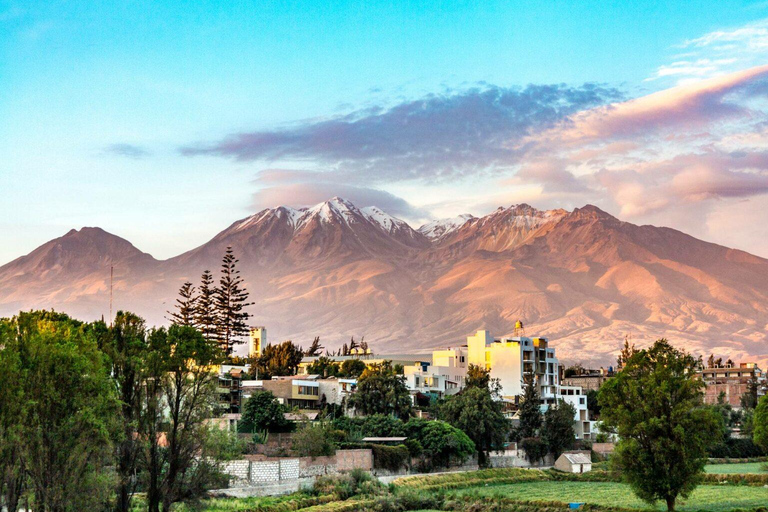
[253,340,304,379]
[586,389,601,419]
[439,386,508,466]
[195,270,218,341]
[214,247,254,355]
[517,373,542,439]
[754,395,768,452]
[617,337,638,368]
[306,356,340,377]
[348,361,412,419]
[238,391,292,434]
[143,325,224,512]
[599,339,722,511]
[98,311,149,512]
[339,358,367,378]
[168,281,198,326]
[16,311,120,512]
[465,364,491,389]
[0,318,25,512]
[541,400,576,459]
[305,336,324,356]
[416,420,475,468]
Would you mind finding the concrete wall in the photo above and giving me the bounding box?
[222,449,373,488]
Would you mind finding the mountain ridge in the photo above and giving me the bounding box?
[2,198,767,366]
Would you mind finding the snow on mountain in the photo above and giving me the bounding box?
[418,214,474,241]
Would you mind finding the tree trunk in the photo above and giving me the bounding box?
[666,495,676,512]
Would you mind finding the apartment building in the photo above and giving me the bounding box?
[698,362,767,408]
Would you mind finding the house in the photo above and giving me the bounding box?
[554,452,592,473]
[698,362,767,408]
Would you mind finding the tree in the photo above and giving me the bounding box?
[0,318,25,512]
[214,247,253,355]
[517,373,542,439]
[238,391,292,434]
[617,337,637,368]
[439,386,508,466]
[741,378,760,410]
[292,423,336,457]
[521,437,548,464]
[541,400,576,459]
[144,325,224,512]
[168,282,198,326]
[306,356,340,377]
[348,361,412,419]
[195,270,218,341]
[417,420,475,468]
[339,358,367,378]
[465,364,491,390]
[305,336,324,356]
[586,389,601,419]
[253,340,304,379]
[16,311,120,512]
[98,311,149,512]
[599,339,722,512]
[754,395,768,452]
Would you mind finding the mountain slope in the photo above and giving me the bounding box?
[1,200,767,365]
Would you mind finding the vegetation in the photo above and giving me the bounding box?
[438,365,508,466]
[238,390,292,434]
[754,394,768,452]
[348,361,412,418]
[599,339,722,511]
[252,340,305,379]
[292,423,338,457]
[541,400,576,459]
[516,373,543,440]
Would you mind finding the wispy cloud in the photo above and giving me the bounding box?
[105,143,151,159]
[649,19,768,84]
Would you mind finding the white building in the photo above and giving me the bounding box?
[403,329,595,439]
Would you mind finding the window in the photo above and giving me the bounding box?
[460,356,465,363]
[297,385,319,396]
[579,397,585,405]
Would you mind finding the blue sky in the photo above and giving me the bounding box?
[3,0,768,262]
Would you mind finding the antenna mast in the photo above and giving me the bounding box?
[109,265,113,327]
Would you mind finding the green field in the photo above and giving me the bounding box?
[704,462,767,474]
[453,481,768,511]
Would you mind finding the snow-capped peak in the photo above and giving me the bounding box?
[361,206,409,233]
[418,214,474,241]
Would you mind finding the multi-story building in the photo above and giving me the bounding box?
[698,362,767,408]
[403,329,595,438]
[561,368,613,391]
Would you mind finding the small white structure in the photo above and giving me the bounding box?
[554,452,592,473]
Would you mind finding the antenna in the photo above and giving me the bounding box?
[109,265,113,327]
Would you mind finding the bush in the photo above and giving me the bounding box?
[371,444,410,471]
[709,437,766,458]
[418,420,475,468]
[521,437,548,464]
[292,423,337,457]
[312,469,385,500]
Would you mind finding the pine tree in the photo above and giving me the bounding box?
[168,281,198,326]
[194,270,218,341]
[517,373,543,439]
[214,247,254,355]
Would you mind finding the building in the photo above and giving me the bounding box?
[243,375,357,411]
[231,326,267,359]
[554,452,592,473]
[297,354,423,376]
[561,368,613,391]
[403,329,596,439]
[698,362,766,408]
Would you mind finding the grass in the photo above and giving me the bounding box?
[452,481,768,511]
[704,462,767,474]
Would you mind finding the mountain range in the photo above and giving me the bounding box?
[2,197,767,365]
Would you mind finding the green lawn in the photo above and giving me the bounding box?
[452,481,768,511]
[704,462,767,474]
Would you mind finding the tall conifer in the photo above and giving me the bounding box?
[194,270,218,341]
[168,281,198,326]
[215,247,253,355]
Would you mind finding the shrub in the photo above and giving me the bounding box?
[371,444,410,471]
[292,423,336,457]
[521,437,548,464]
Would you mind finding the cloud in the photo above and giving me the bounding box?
[182,83,621,183]
[105,143,151,159]
[649,19,768,84]
[251,180,429,221]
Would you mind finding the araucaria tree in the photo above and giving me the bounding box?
[599,339,722,512]
[194,270,218,341]
[214,247,254,355]
[169,281,198,326]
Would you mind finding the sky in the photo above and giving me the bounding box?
[3,0,768,263]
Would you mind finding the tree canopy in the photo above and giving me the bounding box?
[348,361,412,419]
[599,339,722,512]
